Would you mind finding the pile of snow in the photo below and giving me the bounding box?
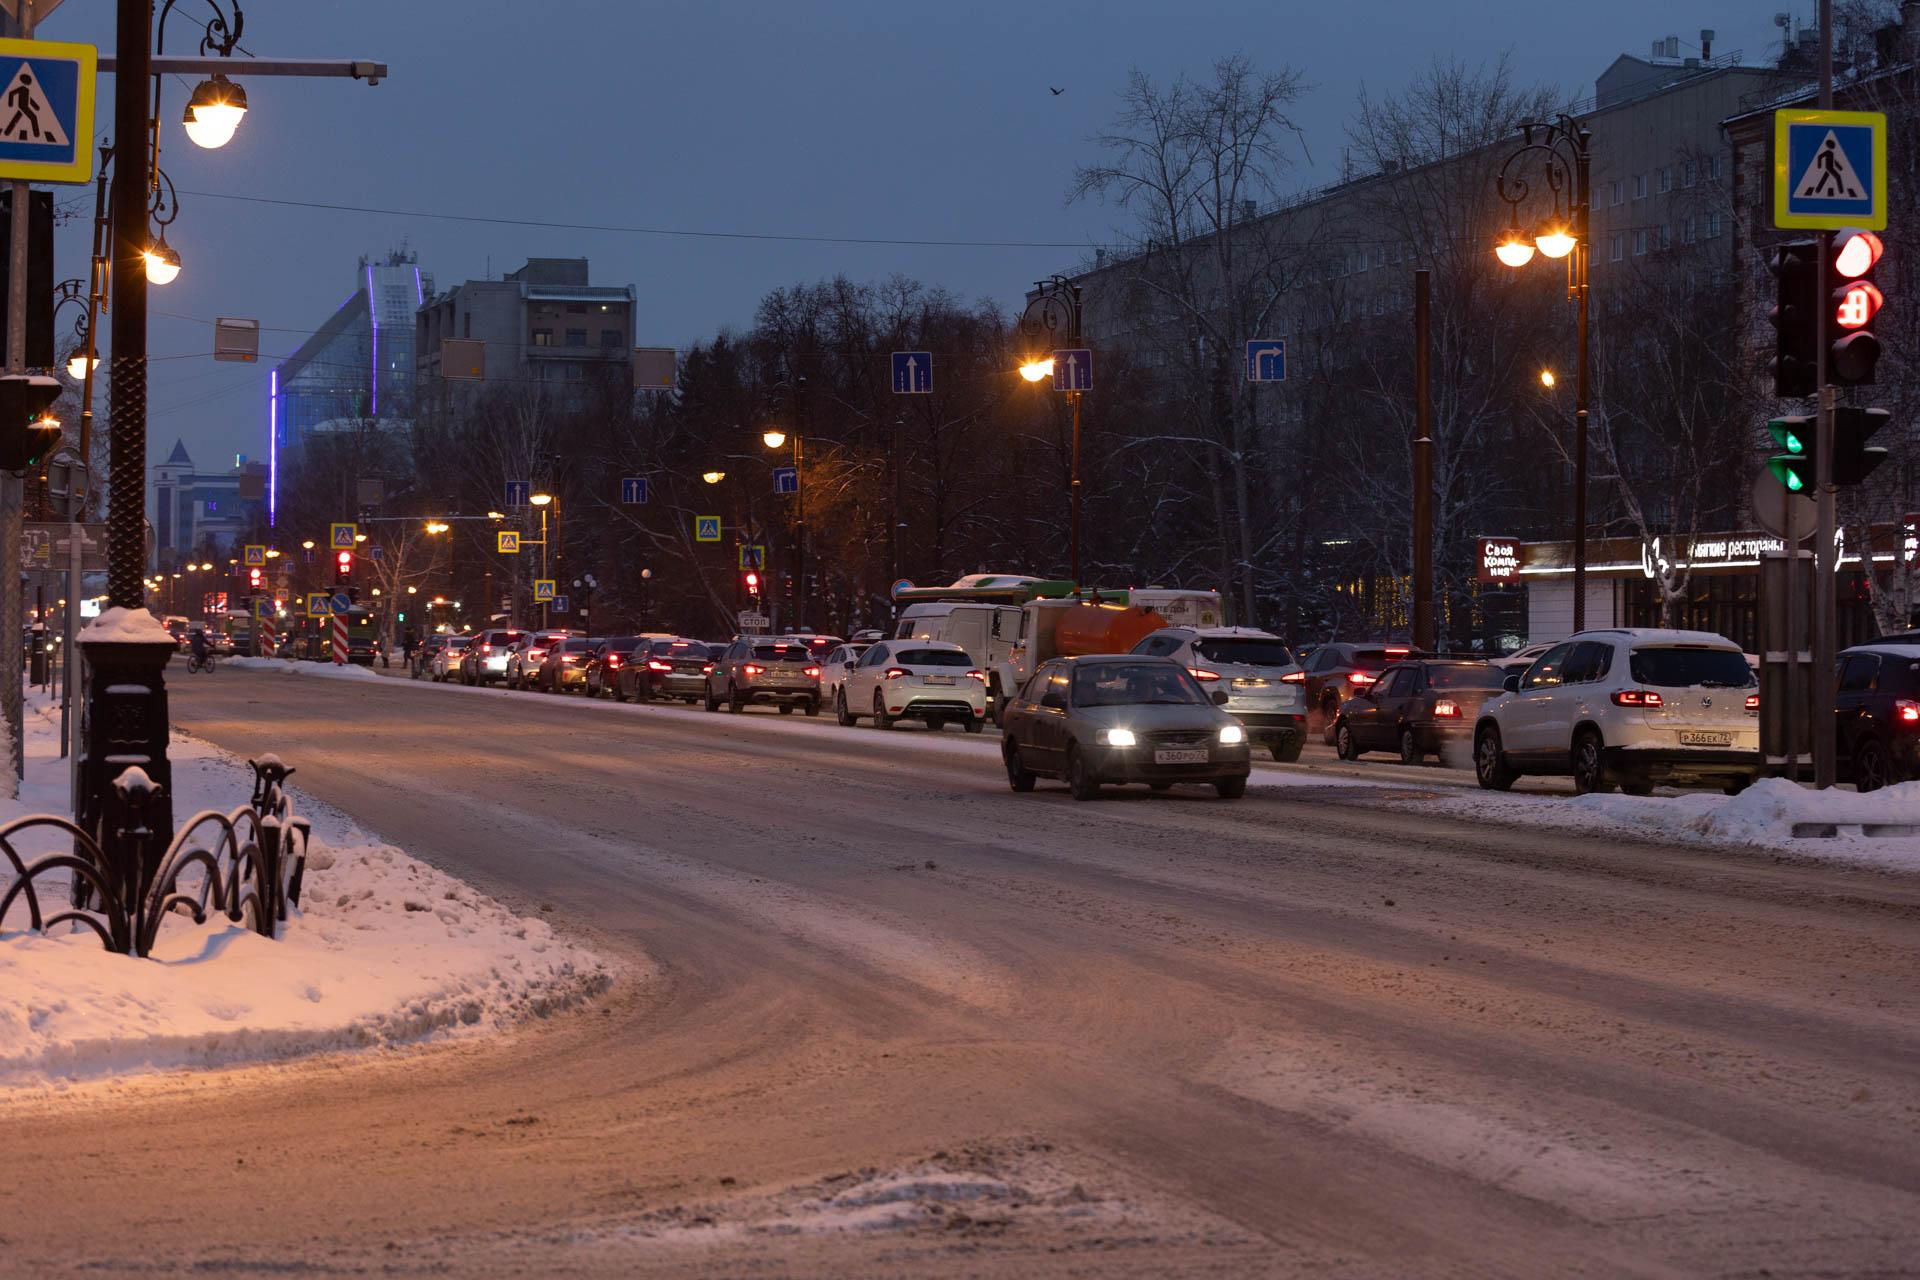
[0,692,611,1090]
[223,656,386,681]
[1411,777,1920,870]
[78,606,176,646]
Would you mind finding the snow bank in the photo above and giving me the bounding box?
[0,692,612,1090]
[1409,777,1920,871]
[80,606,176,646]
[224,656,386,681]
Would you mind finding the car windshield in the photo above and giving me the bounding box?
[753,644,807,662]
[897,649,972,667]
[1629,646,1754,688]
[1426,664,1505,689]
[1073,663,1208,707]
[1193,637,1294,667]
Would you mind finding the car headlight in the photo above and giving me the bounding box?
[1102,728,1137,747]
[1218,725,1246,745]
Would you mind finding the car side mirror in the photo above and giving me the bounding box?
[1503,673,1522,693]
[1211,689,1229,706]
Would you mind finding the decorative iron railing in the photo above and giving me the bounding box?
[0,756,309,958]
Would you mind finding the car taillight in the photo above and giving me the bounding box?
[701,663,715,675]
[1432,699,1460,718]
[606,655,622,668]
[1280,671,1305,683]
[966,669,986,682]
[647,659,673,672]
[1897,700,1920,724]
[1612,689,1664,707]
[1385,648,1410,655]
[743,663,764,677]
[480,644,491,654]
[1745,693,1760,711]
[884,667,908,679]
[803,665,822,678]
[1348,672,1375,686]
[1189,667,1220,682]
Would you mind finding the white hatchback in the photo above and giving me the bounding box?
[834,639,987,732]
[1473,628,1761,795]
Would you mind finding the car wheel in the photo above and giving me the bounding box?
[1215,775,1248,800]
[1572,728,1613,795]
[778,702,794,715]
[1335,721,1360,761]
[704,681,720,712]
[1474,725,1516,791]
[1398,727,1422,766]
[872,691,893,731]
[1854,736,1890,793]
[804,698,821,718]
[727,683,744,714]
[964,715,984,734]
[1065,744,1100,801]
[1003,740,1036,793]
[636,680,652,703]
[1270,738,1303,763]
[836,690,856,727]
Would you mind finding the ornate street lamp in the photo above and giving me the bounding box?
[1494,114,1593,630]
[1016,275,1085,590]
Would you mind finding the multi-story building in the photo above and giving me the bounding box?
[413,257,636,401]
[150,438,266,567]
[268,249,429,524]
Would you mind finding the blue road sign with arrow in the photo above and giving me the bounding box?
[331,592,352,614]
[1245,340,1287,382]
[1052,349,1093,392]
[551,594,569,613]
[504,480,531,507]
[773,466,798,495]
[620,476,650,504]
[891,351,932,394]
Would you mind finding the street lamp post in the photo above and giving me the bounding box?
[762,428,805,629]
[529,492,554,629]
[1017,276,1086,591]
[1495,115,1592,631]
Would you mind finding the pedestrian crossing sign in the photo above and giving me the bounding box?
[0,38,95,184]
[330,522,357,550]
[243,544,266,567]
[695,515,721,543]
[1774,109,1886,230]
[496,531,520,554]
[534,579,556,602]
[305,592,331,618]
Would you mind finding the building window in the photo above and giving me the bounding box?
[1682,216,1696,243]
[1660,224,1672,251]
[1707,212,1723,238]
[1610,179,1624,206]
[532,328,553,347]
[1633,229,1648,256]
[1633,173,1647,200]
[1705,154,1719,181]
[1682,160,1696,188]
[1609,233,1624,262]
[599,329,623,349]
[565,328,588,347]
[462,313,471,338]
[1657,166,1672,194]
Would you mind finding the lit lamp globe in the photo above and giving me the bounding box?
[1018,357,1054,383]
[1533,225,1577,259]
[181,75,248,149]
[143,239,183,285]
[762,428,787,450]
[1493,233,1535,268]
[701,470,725,485]
[529,492,553,507]
[65,352,98,381]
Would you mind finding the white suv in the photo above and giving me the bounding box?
[834,639,988,731]
[1473,628,1761,795]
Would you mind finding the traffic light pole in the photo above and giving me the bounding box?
[1813,0,1838,790]
[0,2,37,786]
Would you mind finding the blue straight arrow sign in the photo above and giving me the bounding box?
[620,476,650,504]
[1052,349,1093,392]
[891,351,933,394]
[504,480,530,507]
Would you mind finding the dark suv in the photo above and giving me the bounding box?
[620,637,715,703]
[1834,644,1920,791]
[1333,658,1507,765]
[1300,642,1419,740]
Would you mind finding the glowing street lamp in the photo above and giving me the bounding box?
[1539,369,1556,388]
[143,237,182,285]
[529,491,553,507]
[701,470,725,485]
[1533,223,1577,259]
[1018,357,1054,383]
[761,428,787,450]
[181,75,248,149]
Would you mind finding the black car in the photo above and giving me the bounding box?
[583,636,646,698]
[1834,644,1920,791]
[618,637,714,703]
[1334,659,1506,765]
[1299,641,1421,739]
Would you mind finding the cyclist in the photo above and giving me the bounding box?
[187,627,213,673]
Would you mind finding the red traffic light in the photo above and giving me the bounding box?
[1833,230,1883,279]
[1836,281,1884,329]
[744,571,760,593]
[247,567,263,589]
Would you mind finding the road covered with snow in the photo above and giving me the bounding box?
[0,690,610,1091]
[3,661,1918,1277]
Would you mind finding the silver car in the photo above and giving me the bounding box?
[1131,627,1308,762]
[1000,655,1252,800]
[461,628,527,685]
[431,635,471,682]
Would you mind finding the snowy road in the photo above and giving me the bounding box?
[5,663,1919,1277]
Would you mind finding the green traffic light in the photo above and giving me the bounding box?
[1785,470,1804,492]
[1767,415,1812,456]
[1768,454,1812,492]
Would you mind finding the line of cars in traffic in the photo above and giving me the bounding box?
[404,615,1918,798]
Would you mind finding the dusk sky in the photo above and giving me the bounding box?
[40,0,1788,474]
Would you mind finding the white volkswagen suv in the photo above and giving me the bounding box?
[1473,628,1761,795]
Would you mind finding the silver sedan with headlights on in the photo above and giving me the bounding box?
[998,655,1253,800]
